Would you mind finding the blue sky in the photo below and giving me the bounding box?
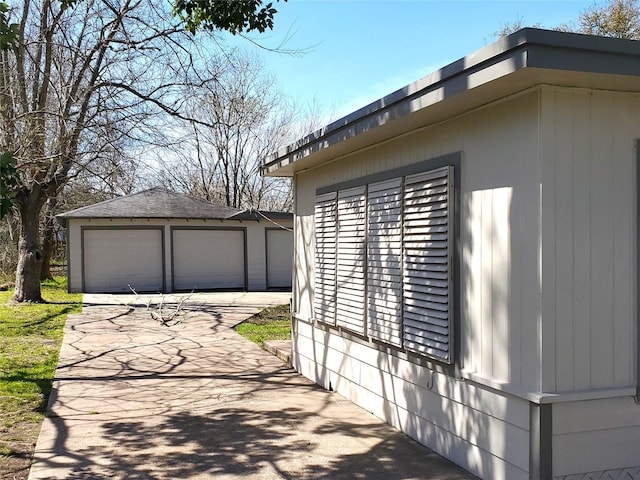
[221,0,594,121]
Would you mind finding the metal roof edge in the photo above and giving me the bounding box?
[261,28,640,175]
[228,209,293,220]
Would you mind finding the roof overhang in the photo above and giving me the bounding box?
[261,28,640,177]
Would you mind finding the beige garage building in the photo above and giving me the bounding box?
[262,29,640,480]
[58,188,293,293]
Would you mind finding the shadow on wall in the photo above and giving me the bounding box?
[299,105,530,479]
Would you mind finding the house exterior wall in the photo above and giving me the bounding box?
[539,88,640,478]
[291,86,640,479]
[66,217,293,293]
[539,87,639,393]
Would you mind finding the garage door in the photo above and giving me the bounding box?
[83,228,164,293]
[172,228,246,291]
[266,228,293,289]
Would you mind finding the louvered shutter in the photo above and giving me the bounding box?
[367,178,403,347]
[402,166,453,363]
[314,192,337,325]
[336,186,367,335]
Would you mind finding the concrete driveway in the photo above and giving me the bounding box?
[29,292,477,479]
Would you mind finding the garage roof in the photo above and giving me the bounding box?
[57,187,290,220]
[260,28,640,177]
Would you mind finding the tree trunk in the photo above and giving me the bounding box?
[40,196,57,281]
[12,189,46,303]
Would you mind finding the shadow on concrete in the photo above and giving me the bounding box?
[29,300,477,480]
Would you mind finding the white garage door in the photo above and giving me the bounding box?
[172,229,245,291]
[266,228,293,289]
[83,228,164,293]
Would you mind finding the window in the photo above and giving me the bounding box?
[336,187,367,335]
[313,160,456,364]
[314,192,337,325]
[402,167,453,363]
[367,178,403,347]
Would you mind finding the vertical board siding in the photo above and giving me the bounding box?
[588,92,616,390]
[403,167,453,363]
[294,89,542,479]
[543,88,640,392]
[314,192,337,325]
[336,187,367,335]
[299,89,543,390]
[367,178,403,346]
[293,86,640,480]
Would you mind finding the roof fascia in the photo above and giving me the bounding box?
[261,28,640,176]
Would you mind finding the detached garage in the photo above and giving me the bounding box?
[58,188,293,293]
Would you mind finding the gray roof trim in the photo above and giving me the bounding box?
[228,210,293,221]
[261,28,640,176]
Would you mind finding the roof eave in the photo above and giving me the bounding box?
[261,28,640,177]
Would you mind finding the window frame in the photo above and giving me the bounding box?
[313,152,461,367]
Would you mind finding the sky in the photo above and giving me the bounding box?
[219,0,595,123]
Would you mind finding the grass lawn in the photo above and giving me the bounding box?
[0,278,82,480]
[234,303,291,348]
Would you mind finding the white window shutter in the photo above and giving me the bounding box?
[314,192,337,325]
[402,166,454,363]
[367,178,403,347]
[336,186,367,335]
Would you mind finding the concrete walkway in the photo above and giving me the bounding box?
[29,293,477,479]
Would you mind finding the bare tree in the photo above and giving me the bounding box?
[564,0,640,39]
[494,0,640,39]
[1,0,273,302]
[492,16,541,38]
[155,49,296,211]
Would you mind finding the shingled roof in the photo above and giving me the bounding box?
[57,188,244,220]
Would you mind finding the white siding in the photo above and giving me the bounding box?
[292,319,531,480]
[291,86,640,479]
[294,90,544,479]
[539,88,640,392]
[552,397,640,476]
[296,89,543,392]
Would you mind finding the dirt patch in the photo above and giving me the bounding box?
[0,421,38,480]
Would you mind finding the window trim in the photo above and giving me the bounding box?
[314,152,461,368]
[317,152,461,196]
